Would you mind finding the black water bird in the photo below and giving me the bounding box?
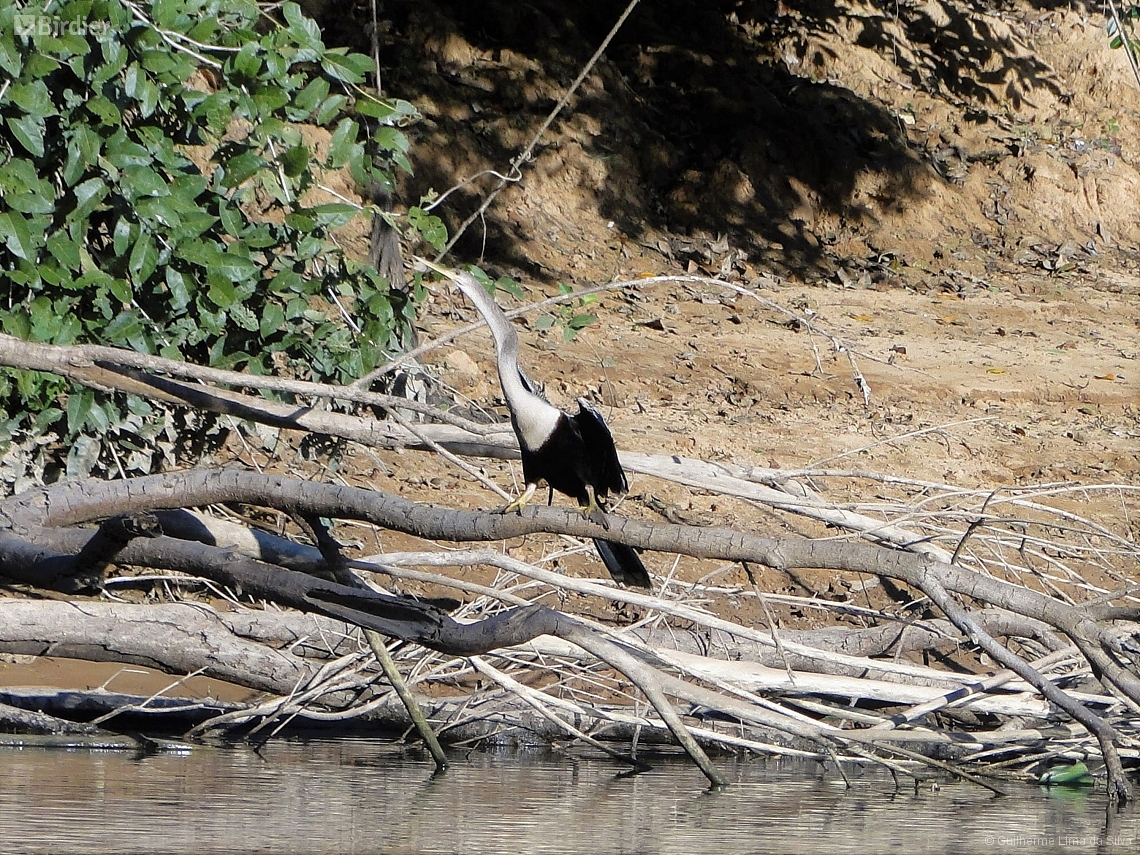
[454,273,651,588]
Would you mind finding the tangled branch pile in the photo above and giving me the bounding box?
[1,304,1137,800]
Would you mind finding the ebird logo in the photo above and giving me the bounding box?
[13,14,110,38]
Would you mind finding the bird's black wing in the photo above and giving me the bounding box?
[574,399,627,498]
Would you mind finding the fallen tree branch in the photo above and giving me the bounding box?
[1,467,1136,795]
[7,470,1133,697]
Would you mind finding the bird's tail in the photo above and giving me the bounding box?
[592,538,651,588]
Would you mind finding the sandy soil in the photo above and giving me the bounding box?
[360,2,1139,478]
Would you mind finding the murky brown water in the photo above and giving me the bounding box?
[0,740,1136,854]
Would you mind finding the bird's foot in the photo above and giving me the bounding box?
[501,483,538,516]
[580,486,611,530]
[502,497,526,515]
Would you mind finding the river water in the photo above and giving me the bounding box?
[0,740,1136,854]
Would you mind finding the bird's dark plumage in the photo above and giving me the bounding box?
[456,273,651,588]
[518,401,650,589]
[591,537,650,589]
[518,402,624,510]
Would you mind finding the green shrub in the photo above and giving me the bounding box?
[0,0,444,482]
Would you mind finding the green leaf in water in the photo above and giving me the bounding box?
[1039,762,1092,786]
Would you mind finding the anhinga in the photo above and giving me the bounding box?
[454,272,651,588]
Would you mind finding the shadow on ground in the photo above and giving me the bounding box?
[315,0,1073,278]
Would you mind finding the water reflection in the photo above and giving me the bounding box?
[0,740,1135,854]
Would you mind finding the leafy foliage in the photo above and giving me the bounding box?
[1108,4,1140,55]
[0,0,444,482]
[535,283,598,342]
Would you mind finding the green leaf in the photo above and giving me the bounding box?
[69,177,109,224]
[2,307,31,339]
[495,277,524,299]
[220,150,264,189]
[0,157,51,197]
[3,187,55,215]
[374,125,410,155]
[0,28,22,77]
[24,51,60,79]
[252,83,290,114]
[321,49,372,84]
[85,94,121,125]
[6,114,45,157]
[122,166,170,199]
[87,399,112,433]
[285,211,317,232]
[140,46,183,76]
[355,97,396,120]
[136,195,183,229]
[135,76,161,118]
[55,313,83,345]
[327,118,358,168]
[308,203,358,228]
[62,140,86,187]
[229,301,259,331]
[113,218,134,257]
[407,207,447,251]
[105,131,153,168]
[66,125,101,184]
[198,306,226,336]
[150,0,182,31]
[271,270,305,294]
[93,39,127,86]
[213,251,259,283]
[128,232,157,283]
[240,223,276,248]
[232,42,261,79]
[109,276,133,304]
[0,211,37,260]
[166,267,192,311]
[123,64,143,98]
[391,149,413,174]
[292,77,329,116]
[260,302,285,338]
[9,79,56,117]
[104,310,142,343]
[67,388,95,434]
[283,2,323,48]
[1039,763,1092,786]
[54,38,91,71]
[207,277,237,309]
[280,144,309,177]
[46,231,80,270]
[218,202,245,237]
[569,313,598,329]
[314,94,348,125]
[28,296,60,341]
[32,407,64,434]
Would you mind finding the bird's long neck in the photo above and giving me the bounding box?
[456,274,561,450]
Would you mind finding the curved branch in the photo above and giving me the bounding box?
[7,469,1135,703]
